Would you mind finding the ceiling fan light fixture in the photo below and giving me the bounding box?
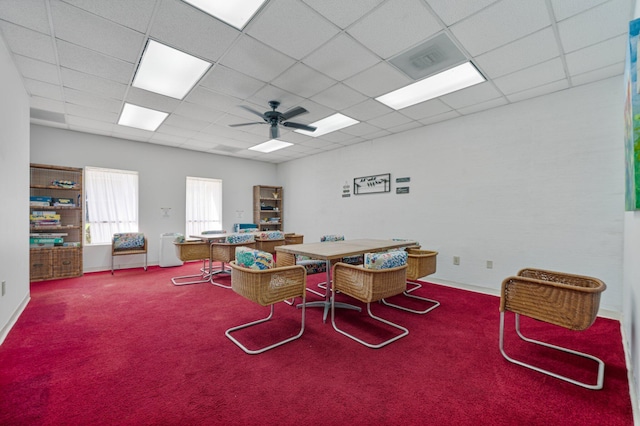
[132,40,212,100]
[249,139,293,153]
[296,113,359,137]
[182,0,267,30]
[376,62,485,110]
[118,103,168,131]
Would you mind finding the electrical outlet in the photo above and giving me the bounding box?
[453,256,460,265]
[1,281,5,296]
[486,261,493,269]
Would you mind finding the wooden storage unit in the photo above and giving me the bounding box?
[30,163,83,281]
[253,185,283,231]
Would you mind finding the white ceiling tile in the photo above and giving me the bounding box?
[450,0,551,56]
[173,102,225,123]
[148,132,188,146]
[65,115,115,131]
[65,103,118,122]
[344,61,412,97]
[30,96,65,113]
[248,85,306,111]
[565,34,627,76]
[557,0,632,53]
[505,79,570,103]
[418,110,460,126]
[425,0,499,25]
[111,126,154,141]
[125,87,182,113]
[220,35,296,81]
[0,21,56,63]
[367,111,413,128]
[440,81,503,109]
[61,67,128,100]
[56,40,134,83]
[185,86,242,112]
[400,99,452,120]
[342,99,394,121]
[0,0,51,33]
[150,0,240,62]
[340,122,381,137]
[303,34,381,81]
[60,0,156,32]
[474,28,560,79]
[51,1,145,63]
[271,63,337,98]
[156,123,199,139]
[493,58,567,95]
[301,0,384,29]
[24,78,62,100]
[347,0,442,59]
[13,55,60,84]
[550,0,610,21]
[162,114,212,132]
[310,83,368,110]
[456,97,508,115]
[570,62,624,87]
[386,120,423,133]
[64,87,122,112]
[200,65,266,99]
[246,0,339,60]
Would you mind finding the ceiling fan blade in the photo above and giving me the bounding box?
[280,106,308,121]
[270,124,279,139]
[228,122,265,127]
[239,105,266,119]
[282,121,316,132]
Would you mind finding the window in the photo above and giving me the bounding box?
[186,177,222,235]
[85,167,139,245]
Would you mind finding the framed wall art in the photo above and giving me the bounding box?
[353,173,390,195]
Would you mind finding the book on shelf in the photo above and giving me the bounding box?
[30,232,68,237]
[30,237,64,246]
[30,201,51,207]
[31,211,57,216]
[53,197,75,207]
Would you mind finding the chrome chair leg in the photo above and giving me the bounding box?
[331,298,408,349]
[225,299,306,354]
[381,280,440,314]
[499,312,604,390]
[171,259,212,286]
[210,261,232,289]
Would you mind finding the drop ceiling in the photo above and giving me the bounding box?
[0,0,633,163]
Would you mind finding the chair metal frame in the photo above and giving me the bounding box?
[225,261,307,354]
[111,233,148,275]
[382,249,440,314]
[171,241,213,286]
[330,262,408,348]
[209,240,256,289]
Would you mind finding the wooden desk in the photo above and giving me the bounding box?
[276,239,416,321]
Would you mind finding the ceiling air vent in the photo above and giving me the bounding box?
[30,108,66,124]
[390,33,467,81]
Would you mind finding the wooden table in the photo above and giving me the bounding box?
[276,239,416,321]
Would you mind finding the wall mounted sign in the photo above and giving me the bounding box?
[342,181,351,198]
[354,173,391,195]
[396,177,410,183]
[396,187,410,194]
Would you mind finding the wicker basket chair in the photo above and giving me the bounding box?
[499,268,607,389]
[210,235,256,289]
[331,261,408,348]
[225,261,307,354]
[382,249,440,314]
[171,240,212,286]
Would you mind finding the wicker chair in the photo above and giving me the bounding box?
[111,233,147,275]
[499,268,607,389]
[210,235,256,288]
[331,262,408,348]
[225,261,307,354]
[171,240,212,286]
[382,249,440,314]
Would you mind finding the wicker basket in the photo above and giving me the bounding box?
[174,241,210,261]
[256,238,285,254]
[53,247,81,278]
[275,251,297,268]
[406,249,437,281]
[333,263,407,303]
[500,268,606,331]
[229,261,306,306]
[284,234,304,244]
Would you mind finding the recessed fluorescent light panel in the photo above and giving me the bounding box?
[132,40,211,99]
[376,62,485,110]
[182,0,267,30]
[118,103,168,131]
[295,113,359,137]
[249,139,293,153]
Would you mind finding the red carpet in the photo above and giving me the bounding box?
[0,263,633,425]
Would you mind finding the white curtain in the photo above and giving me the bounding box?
[85,167,139,244]
[186,177,222,236]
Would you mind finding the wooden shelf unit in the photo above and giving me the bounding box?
[30,163,84,281]
[253,185,283,231]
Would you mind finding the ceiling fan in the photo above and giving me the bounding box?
[229,100,316,139]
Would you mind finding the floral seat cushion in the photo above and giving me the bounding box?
[225,233,255,244]
[113,233,145,251]
[364,250,408,270]
[235,247,273,270]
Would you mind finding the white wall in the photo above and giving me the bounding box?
[279,77,625,314]
[0,35,30,342]
[30,125,278,272]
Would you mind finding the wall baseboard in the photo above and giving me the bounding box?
[0,293,30,346]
